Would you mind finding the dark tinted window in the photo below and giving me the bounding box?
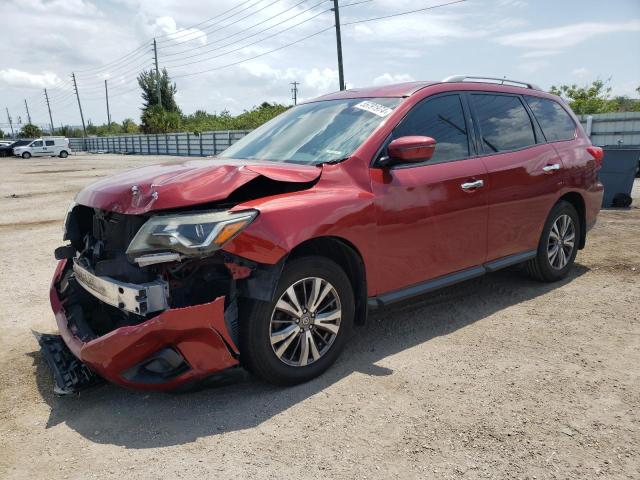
[525,96,576,142]
[472,94,536,153]
[45,140,54,146]
[394,94,469,163]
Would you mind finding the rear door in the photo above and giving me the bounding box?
[44,139,56,155]
[370,93,489,294]
[468,92,563,261]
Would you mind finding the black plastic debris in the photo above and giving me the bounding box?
[34,332,103,396]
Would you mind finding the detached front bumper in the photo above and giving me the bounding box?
[48,259,240,391]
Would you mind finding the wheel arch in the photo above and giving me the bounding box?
[288,236,368,325]
[558,191,586,249]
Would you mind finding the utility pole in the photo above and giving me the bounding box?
[24,99,32,124]
[5,107,14,138]
[331,0,345,91]
[105,79,111,131]
[290,81,299,105]
[153,38,162,107]
[71,72,87,138]
[44,89,54,135]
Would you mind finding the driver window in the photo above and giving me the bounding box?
[31,140,43,147]
[393,94,470,163]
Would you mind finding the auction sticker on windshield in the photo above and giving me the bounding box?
[354,101,393,117]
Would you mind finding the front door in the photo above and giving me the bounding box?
[30,140,46,156]
[370,93,489,295]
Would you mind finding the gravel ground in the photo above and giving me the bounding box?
[0,153,638,480]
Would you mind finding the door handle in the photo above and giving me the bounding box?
[460,179,484,190]
[543,163,561,172]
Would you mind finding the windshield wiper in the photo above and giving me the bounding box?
[319,157,349,165]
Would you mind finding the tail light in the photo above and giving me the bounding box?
[587,146,604,169]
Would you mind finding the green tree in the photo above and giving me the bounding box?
[141,104,182,133]
[19,123,42,138]
[137,68,179,113]
[121,118,139,134]
[0,129,4,139]
[549,79,618,114]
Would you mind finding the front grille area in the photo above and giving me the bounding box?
[69,206,152,283]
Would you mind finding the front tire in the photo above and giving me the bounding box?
[239,256,354,385]
[526,200,580,282]
[21,152,31,159]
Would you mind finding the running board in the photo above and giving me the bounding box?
[368,250,536,308]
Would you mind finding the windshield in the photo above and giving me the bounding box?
[220,97,401,165]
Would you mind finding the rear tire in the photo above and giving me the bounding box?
[525,200,580,282]
[239,256,354,385]
[21,152,31,159]
[59,150,68,158]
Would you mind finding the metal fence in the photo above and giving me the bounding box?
[66,113,640,156]
[578,112,640,147]
[69,130,250,156]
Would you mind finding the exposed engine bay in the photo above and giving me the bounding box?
[55,204,281,347]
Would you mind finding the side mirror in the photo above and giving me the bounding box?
[385,136,436,165]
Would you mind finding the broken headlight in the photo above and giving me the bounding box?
[126,210,258,259]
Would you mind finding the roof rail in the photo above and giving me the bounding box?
[442,75,541,91]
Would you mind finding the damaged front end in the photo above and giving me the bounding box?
[44,203,279,393]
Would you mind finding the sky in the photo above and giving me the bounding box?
[0,0,638,132]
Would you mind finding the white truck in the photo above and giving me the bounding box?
[13,137,71,159]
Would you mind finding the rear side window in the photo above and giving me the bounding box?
[471,94,536,153]
[45,140,54,146]
[525,96,576,142]
[393,94,469,163]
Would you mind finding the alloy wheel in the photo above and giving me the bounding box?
[547,214,575,270]
[269,277,342,367]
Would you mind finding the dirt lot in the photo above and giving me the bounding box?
[0,153,638,479]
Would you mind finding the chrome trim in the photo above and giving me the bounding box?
[72,259,169,315]
[461,179,484,190]
[442,75,541,91]
[134,252,182,267]
[542,163,561,172]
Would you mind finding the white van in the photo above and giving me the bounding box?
[13,137,71,159]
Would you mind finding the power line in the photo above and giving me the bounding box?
[163,8,331,69]
[172,26,333,79]
[339,0,373,7]
[155,0,258,44]
[159,0,318,59]
[74,43,152,74]
[156,0,280,45]
[341,0,466,26]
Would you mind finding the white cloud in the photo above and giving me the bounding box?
[518,60,549,74]
[304,68,338,92]
[347,13,488,45]
[572,67,589,78]
[497,0,528,7]
[372,73,415,86]
[521,50,561,58]
[154,16,207,45]
[497,20,640,50]
[0,69,63,89]
[16,0,99,16]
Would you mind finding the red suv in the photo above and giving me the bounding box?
[42,76,604,393]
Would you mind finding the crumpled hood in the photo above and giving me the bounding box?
[74,158,322,214]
